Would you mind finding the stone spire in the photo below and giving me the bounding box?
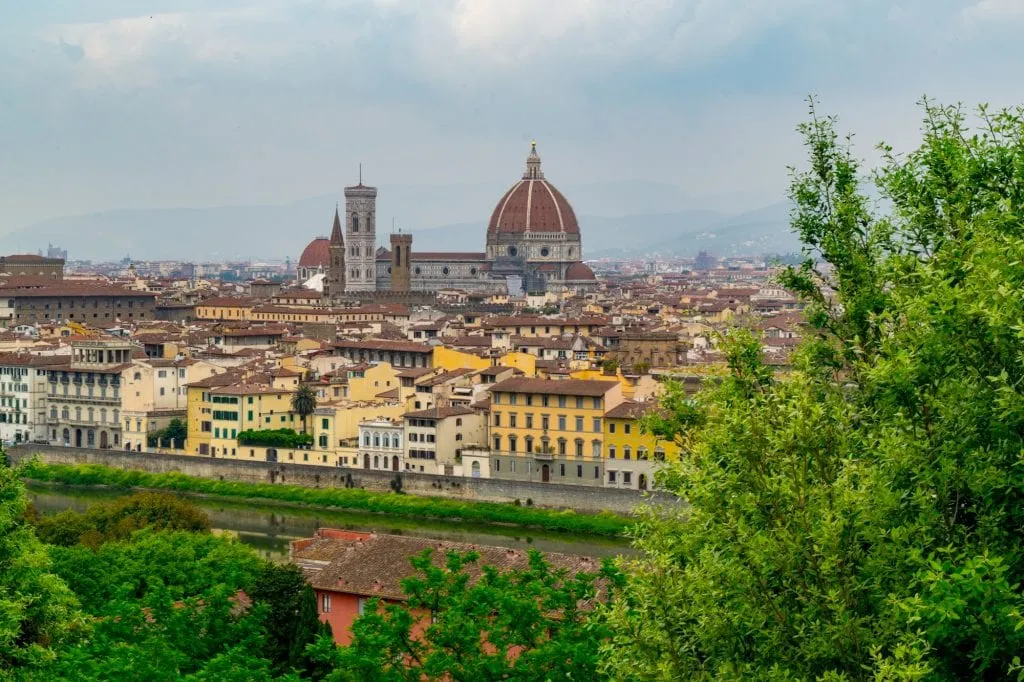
[330,204,344,244]
[523,140,544,180]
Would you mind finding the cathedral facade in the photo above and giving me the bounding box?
[298,143,597,300]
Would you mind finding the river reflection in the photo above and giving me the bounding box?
[26,484,635,562]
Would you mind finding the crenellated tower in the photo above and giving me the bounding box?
[389,231,412,293]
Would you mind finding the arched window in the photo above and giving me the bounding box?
[352,214,360,232]
[373,433,380,448]
[87,408,94,423]
[75,407,82,421]
[50,406,57,419]
[455,418,462,427]
[319,435,328,448]
[363,433,371,446]
[382,434,390,448]
[624,446,632,460]
[638,447,649,461]
[393,435,401,449]
[575,439,584,457]
[100,409,107,424]
[373,455,379,468]
[508,436,517,453]
[557,438,567,455]
[654,447,666,461]
[493,435,501,451]
[524,436,533,452]
[592,440,601,458]
[608,445,617,459]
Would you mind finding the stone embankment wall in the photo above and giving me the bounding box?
[7,445,683,516]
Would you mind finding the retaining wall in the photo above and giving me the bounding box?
[6,445,682,515]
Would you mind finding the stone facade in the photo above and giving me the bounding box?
[344,183,378,293]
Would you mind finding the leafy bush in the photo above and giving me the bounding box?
[237,428,313,448]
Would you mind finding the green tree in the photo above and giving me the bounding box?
[247,562,331,677]
[604,100,1024,680]
[31,492,210,548]
[148,418,188,448]
[0,459,85,673]
[291,385,318,435]
[315,548,623,681]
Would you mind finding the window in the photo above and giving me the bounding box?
[541,415,549,430]
[558,415,567,430]
[494,436,501,451]
[493,412,501,427]
[508,436,517,453]
[593,417,601,433]
[510,414,517,428]
[558,438,567,455]
[509,394,518,405]
[542,395,549,407]
[524,436,533,452]
[609,423,616,434]
[559,463,565,476]
[575,416,584,432]
[608,445,616,459]
[623,472,632,485]
[576,464,583,478]
[575,397,584,409]
[638,447,649,461]
[558,396,566,408]
[525,414,533,429]
[655,447,666,461]
[624,423,632,435]
[322,418,329,429]
[595,466,600,479]
[592,441,601,458]
[575,439,584,457]
[608,470,617,483]
[624,446,632,460]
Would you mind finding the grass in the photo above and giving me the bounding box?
[18,460,633,537]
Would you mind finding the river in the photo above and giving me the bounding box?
[26,483,635,562]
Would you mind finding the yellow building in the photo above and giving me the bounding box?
[432,346,491,373]
[194,297,255,321]
[487,377,623,485]
[603,400,682,491]
[186,378,298,457]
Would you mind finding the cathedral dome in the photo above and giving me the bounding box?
[487,142,580,236]
[299,238,330,267]
[565,262,596,281]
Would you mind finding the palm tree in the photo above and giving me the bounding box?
[291,385,318,436]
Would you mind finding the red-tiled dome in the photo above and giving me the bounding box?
[299,238,330,267]
[565,262,596,281]
[487,143,580,236]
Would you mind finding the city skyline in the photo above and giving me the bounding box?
[3,1,1024,235]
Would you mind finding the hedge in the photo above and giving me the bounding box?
[237,429,313,448]
[18,461,633,537]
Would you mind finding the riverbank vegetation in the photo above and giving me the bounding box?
[17,460,632,537]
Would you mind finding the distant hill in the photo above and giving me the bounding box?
[4,182,789,261]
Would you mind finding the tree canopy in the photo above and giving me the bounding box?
[604,100,1024,680]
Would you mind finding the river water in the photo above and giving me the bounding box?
[26,484,635,562]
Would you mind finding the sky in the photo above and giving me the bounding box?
[2,0,1024,232]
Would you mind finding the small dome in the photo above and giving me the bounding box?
[487,143,580,236]
[565,262,596,281]
[299,238,330,267]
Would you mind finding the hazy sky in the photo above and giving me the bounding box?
[2,0,1023,232]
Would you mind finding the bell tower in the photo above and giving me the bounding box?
[344,166,378,293]
[390,231,412,293]
[324,206,345,300]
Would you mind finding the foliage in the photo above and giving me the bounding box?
[0,459,85,674]
[20,461,630,536]
[631,361,651,375]
[601,358,619,374]
[314,548,624,682]
[147,418,188,448]
[291,386,318,435]
[28,492,210,548]
[238,428,314,448]
[247,562,332,678]
[604,99,1024,680]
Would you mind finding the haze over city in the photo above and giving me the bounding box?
[3,0,1024,258]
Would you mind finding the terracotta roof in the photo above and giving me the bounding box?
[0,284,155,298]
[299,238,331,267]
[404,405,477,420]
[490,377,619,397]
[604,400,658,420]
[410,252,487,262]
[333,338,433,354]
[294,530,601,603]
[197,296,256,307]
[487,146,580,236]
[565,262,597,281]
[1,254,61,263]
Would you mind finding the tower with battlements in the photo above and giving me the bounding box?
[344,172,378,293]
